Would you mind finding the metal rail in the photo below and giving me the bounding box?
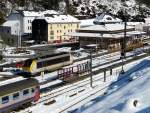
[37,52,149,105]
[58,59,150,113]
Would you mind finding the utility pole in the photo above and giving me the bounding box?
[89,49,93,87]
[120,9,127,74]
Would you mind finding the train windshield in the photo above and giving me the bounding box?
[23,59,33,67]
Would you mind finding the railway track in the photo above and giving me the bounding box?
[19,49,150,113]
[57,57,150,113]
[37,73,112,104]
[36,51,149,105]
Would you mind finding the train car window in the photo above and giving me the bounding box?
[37,62,43,68]
[23,89,29,95]
[13,92,19,100]
[31,88,35,93]
[2,96,9,104]
[37,54,70,69]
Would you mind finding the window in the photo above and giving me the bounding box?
[64,26,66,29]
[50,31,54,35]
[50,36,54,39]
[106,17,112,20]
[23,89,29,95]
[31,88,35,93]
[2,96,9,104]
[13,92,19,100]
[77,24,79,28]
[50,25,52,29]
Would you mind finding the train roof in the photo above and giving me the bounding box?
[28,51,70,60]
[0,78,38,97]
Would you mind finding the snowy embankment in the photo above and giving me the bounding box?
[78,59,150,113]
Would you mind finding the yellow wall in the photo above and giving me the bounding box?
[48,23,80,42]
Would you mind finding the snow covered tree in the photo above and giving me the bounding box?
[136,0,150,6]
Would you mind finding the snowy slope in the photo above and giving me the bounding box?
[70,0,150,19]
[78,59,150,113]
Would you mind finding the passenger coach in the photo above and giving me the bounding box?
[0,78,40,113]
[22,52,73,74]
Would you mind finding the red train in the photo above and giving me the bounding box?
[0,78,40,113]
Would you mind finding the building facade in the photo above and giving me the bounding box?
[32,14,80,43]
[0,10,59,38]
[67,24,145,52]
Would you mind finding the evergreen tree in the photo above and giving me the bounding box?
[0,11,5,25]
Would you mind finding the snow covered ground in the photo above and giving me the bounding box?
[70,58,150,113]
[18,55,150,113]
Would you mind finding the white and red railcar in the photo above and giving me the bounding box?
[0,78,40,113]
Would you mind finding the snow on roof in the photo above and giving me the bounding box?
[79,24,134,32]
[56,47,71,52]
[0,76,25,87]
[67,31,145,39]
[2,20,19,27]
[22,10,59,17]
[44,14,80,23]
[94,14,122,24]
[127,22,144,26]
[80,19,95,27]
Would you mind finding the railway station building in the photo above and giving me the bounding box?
[67,23,146,52]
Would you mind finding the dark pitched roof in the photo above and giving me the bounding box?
[0,78,38,97]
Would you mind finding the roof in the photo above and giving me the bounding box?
[43,14,80,24]
[2,20,19,27]
[0,78,38,97]
[94,13,122,24]
[127,22,144,26]
[79,24,134,32]
[20,10,59,17]
[80,19,95,27]
[67,31,146,39]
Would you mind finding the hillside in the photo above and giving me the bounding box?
[0,0,150,24]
